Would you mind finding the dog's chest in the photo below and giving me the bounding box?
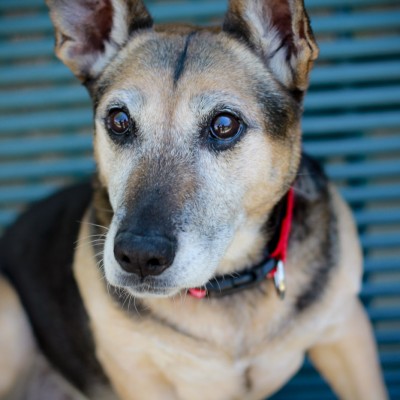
[74,250,307,399]
[87,298,304,400]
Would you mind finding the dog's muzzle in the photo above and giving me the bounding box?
[114,231,177,278]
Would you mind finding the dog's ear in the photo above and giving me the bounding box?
[223,0,318,94]
[46,0,153,83]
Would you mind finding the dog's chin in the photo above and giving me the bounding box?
[104,271,183,299]
[125,285,181,299]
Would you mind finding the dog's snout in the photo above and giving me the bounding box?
[114,231,177,278]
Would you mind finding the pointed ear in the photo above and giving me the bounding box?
[223,0,318,94]
[46,0,153,83]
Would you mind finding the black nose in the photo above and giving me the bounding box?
[114,231,177,278]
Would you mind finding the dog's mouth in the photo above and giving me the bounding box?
[106,271,185,299]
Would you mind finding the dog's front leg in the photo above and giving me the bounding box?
[0,277,35,399]
[308,298,387,400]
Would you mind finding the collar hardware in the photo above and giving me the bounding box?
[273,260,286,300]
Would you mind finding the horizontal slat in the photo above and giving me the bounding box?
[0,38,54,61]
[361,232,400,249]
[0,184,58,204]
[310,61,400,87]
[304,136,400,157]
[0,109,92,134]
[341,185,400,203]
[327,160,400,180]
[318,36,400,60]
[376,332,400,345]
[0,14,52,37]
[355,209,400,225]
[303,110,400,135]
[0,62,73,86]
[369,308,400,322]
[0,159,94,182]
[0,85,89,111]
[311,10,400,34]
[0,135,92,158]
[362,282,400,297]
[304,85,400,111]
[364,258,399,273]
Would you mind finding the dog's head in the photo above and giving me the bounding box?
[47,0,318,298]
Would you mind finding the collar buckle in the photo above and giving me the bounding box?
[273,260,286,300]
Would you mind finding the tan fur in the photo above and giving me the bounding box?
[0,278,35,399]
[0,279,91,400]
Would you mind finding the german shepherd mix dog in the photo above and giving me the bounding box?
[0,0,388,399]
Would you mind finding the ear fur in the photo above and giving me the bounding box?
[46,0,153,83]
[223,0,319,94]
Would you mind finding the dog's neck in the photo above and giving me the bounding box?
[187,188,294,299]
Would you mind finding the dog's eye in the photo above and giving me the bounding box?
[210,113,242,141]
[107,109,132,136]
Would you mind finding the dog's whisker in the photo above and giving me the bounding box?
[75,230,107,242]
[75,233,107,242]
[80,221,110,232]
[75,239,106,250]
[132,296,139,316]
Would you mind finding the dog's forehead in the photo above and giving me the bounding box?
[94,28,280,110]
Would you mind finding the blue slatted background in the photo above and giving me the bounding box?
[0,1,399,399]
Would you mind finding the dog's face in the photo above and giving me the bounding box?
[47,0,318,298]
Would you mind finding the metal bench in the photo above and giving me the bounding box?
[0,0,399,398]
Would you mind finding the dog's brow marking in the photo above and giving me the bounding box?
[173,32,196,85]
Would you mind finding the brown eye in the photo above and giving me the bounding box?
[210,113,242,140]
[107,109,131,135]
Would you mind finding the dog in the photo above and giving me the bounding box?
[0,0,388,399]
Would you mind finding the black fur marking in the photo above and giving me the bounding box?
[255,83,296,140]
[128,16,153,37]
[0,182,109,393]
[127,2,153,36]
[173,32,196,85]
[223,12,255,52]
[292,154,338,312]
[244,367,253,392]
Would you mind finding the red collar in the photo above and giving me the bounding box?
[188,188,295,299]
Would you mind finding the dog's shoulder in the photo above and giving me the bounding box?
[0,181,109,394]
[289,153,340,312]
